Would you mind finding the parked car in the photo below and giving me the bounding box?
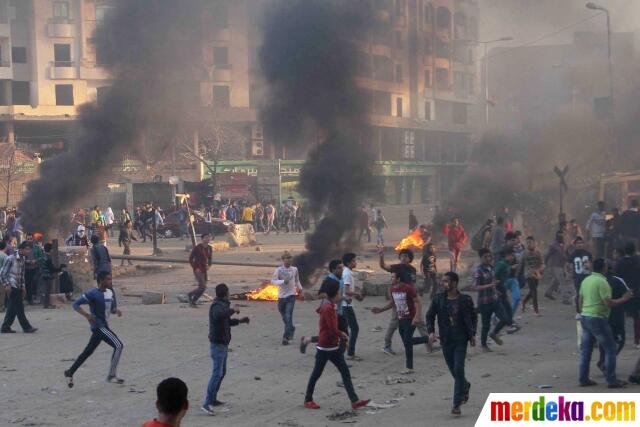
[157,211,234,238]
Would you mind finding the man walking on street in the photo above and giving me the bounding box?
[90,235,112,279]
[188,233,213,308]
[268,251,303,345]
[64,272,124,387]
[1,241,37,334]
[567,236,592,313]
[342,253,363,361]
[578,258,631,388]
[586,201,607,258]
[201,284,249,416]
[444,218,467,272]
[544,232,571,305]
[426,272,477,416]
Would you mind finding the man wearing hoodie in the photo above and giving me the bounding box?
[201,283,249,416]
[303,279,369,410]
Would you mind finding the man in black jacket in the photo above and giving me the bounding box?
[201,283,249,416]
[426,271,477,416]
[614,242,640,349]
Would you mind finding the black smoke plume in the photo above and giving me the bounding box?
[260,0,376,284]
[19,1,208,233]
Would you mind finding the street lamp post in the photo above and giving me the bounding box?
[480,37,513,127]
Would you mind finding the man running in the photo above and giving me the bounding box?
[426,272,477,416]
[64,272,124,387]
[188,233,213,308]
[269,251,303,345]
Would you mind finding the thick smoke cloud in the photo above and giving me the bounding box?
[260,0,376,284]
[19,0,208,233]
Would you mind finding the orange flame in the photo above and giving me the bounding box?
[394,228,425,251]
[246,283,280,301]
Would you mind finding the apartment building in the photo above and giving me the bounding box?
[0,0,478,205]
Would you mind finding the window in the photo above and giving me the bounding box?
[212,85,230,108]
[395,0,405,17]
[436,6,451,31]
[53,1,70,21]
[55,84,74,105]
[11,47,26,63]
[95,5,115,26]
[11,0,28,21]
[424,3,433,25]
[396,97,403,117]
[96,86,110,107]
[395,31,402,49]
[436,38,450,58]
[373,91,391,115]
[436,68,449,89]
[213,47,230,69]
[395,64,403,83]
[12,81,29,105]
[424,69,432,88]
[452,102,467,124]
[54,44,71,66]
[212,4,229,28]
[424,100,432,120]
[402,130,415,159]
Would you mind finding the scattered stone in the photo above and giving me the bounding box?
[254,376,261,381]
[385,376,415,385]
[370,326,383,332]
[327,410,357,422]
[481,373,491,378]
[535,384,553,389]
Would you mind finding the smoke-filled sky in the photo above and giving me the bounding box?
[481,0,640,46]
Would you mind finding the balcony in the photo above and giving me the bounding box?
[0,23,10,38]
[212,28,231,42]
[0,61,11,79]
[47,19,75,38]
[49,62,77,79]
[212,67,232,82]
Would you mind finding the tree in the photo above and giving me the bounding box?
[0,145,34,207]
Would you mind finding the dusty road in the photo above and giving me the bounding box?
[1,205,639,427]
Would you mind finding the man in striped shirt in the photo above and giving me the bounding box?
[1,241,37,333]
[64,271,124,387]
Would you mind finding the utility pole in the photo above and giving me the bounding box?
[554,165,569,226]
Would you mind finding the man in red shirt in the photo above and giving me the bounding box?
[303,280,370,410]
[188,233,213,307]
[444,218,468,273]
[371,265,426,374]
[141,377,189,427]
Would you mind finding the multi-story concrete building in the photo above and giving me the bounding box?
[0,0,479,205]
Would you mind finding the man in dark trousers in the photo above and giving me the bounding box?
[200,283,249,416]
[41,242,61,309]
[188,233,213,307]
[64,272,123,387]
[1,241,37,333]
[426,271,477,416]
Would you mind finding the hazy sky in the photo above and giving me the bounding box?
[480,0,640,47]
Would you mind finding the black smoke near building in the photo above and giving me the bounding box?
[260,0,376,285]
[19,1,208,233]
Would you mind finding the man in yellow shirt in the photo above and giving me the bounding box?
[241,205,255,225]
[578,258,632,388]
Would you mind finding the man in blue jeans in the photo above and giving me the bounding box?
[201,284,249,415]
[267,251,303,345]
[578,258,631,389]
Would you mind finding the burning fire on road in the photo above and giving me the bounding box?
[394,228,426,251]
[245,283,280,301]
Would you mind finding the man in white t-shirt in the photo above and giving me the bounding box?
[267,251,303,345]
[341,253,364,361]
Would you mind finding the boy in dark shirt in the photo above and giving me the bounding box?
[567,236,593,313]
[421,242,438,299]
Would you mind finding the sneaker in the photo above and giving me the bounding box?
[201,404,215,415]
[23,328,38,333]
[489,333,503,346]
[506,325,521,334]
[304,401,320,410]
[106,375,124,384]
[351,399,370,409]
[628,375,640,385]
[300,337,309,354]
[282,339,289,346]
[382,347,396,356]
[608,380,627,389]
[579,379,597,387]
[1,328,16,333]
[575,313,582,321]
[64,370,74,389]
[212,400,225,406]
[451,406,461,416]
[482,345,492,353]
[400,368,414,375]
